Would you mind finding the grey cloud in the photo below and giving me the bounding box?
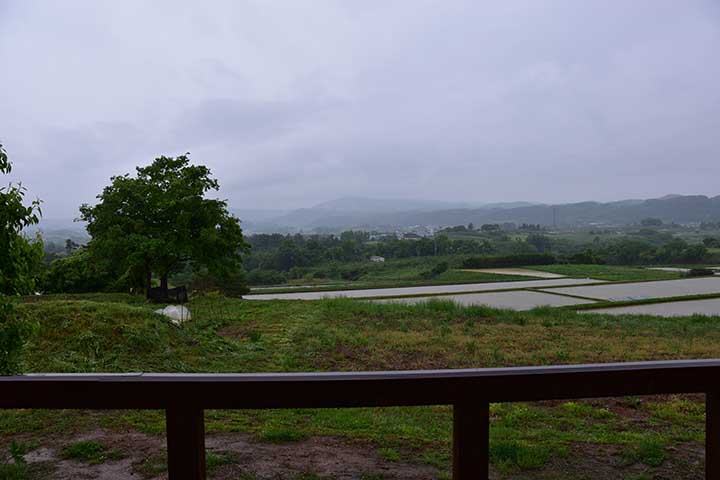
[1,0,719,218]
[172,97,337,147]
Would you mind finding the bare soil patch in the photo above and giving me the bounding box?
[7,429,440,479]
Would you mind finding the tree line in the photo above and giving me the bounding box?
[241,230,713,286]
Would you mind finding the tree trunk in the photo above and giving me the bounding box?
[160,274,169,295]
[144,259,152,299]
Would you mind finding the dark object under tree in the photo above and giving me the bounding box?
[147,285,189,304]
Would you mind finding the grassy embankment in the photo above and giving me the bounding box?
[525,264,684,282]
[251,256,530,294]
[1,293,718,479]
[253,261,690,295]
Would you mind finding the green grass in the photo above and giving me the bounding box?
[60,441,123,464]
[205,450,238,472]
[490,440,552,471]
[257,426,307,443]
[0,464,29,480]
[623,437,666,467]
[4,294,719,477]
[525,264,684,282]
[377,447,400,461]
[0,443,32,480]
[250,256,529,294]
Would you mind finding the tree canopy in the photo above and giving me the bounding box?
[0,143,43,296]
[1,143,43,374]
[79,154,249,296]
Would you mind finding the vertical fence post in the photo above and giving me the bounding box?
[708,393,720,479]
[453,401,490,480]
[166,407,206,480]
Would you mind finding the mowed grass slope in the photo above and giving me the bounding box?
[525,264,684,282]
[3,294,720,478]
[252,256,531,294]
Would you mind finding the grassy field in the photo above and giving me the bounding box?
[1,294,718,478]
[253,257,530,294]
[257,262,689,295]
[526,264,684,282]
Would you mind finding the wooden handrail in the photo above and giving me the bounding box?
[2,360,720,479]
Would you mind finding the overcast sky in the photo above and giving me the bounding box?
[1,0,719,218]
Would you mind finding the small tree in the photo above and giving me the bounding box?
[80,154,250,298]
[526,233,552,253]
[1,143,43,374]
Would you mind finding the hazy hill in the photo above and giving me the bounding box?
[30,195,720,236]
[249,195,720,231]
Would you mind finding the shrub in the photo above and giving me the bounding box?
[562,250,604,265]
[339,267,367,281]
[419,261,449,279]
[687,268,716,277]
[246,269,288,286]
[703,237,720,248]
[42,250,115,293]
[190,270,249,296]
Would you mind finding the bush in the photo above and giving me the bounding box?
[246,269,288,286]
[339,267,367,281]
[703,237,720,248]
[419,261,449,279]
[462,253,556,269]
[42,250,115,293]
[680,244,709,263]
[562,250,605,265]
[687,268,716,277]
[189,270,249,296]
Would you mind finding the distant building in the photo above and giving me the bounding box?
[369,255,386,263]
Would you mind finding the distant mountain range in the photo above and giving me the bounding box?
[238,195,720,232]
[30,194,720,238]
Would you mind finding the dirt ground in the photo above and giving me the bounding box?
[2,427,706,479]
[6,429,440,480]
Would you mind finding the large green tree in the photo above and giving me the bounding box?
[80,154,249,297]
[1,143,43,374]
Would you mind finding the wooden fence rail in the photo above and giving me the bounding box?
[2,359,720,479]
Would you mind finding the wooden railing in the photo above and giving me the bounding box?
[2,359,720,479]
